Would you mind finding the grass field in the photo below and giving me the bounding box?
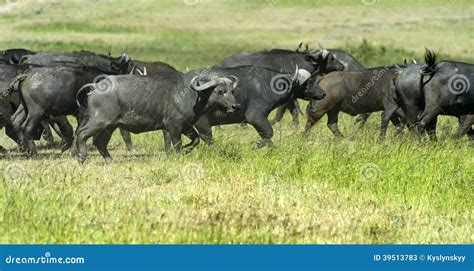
[0,0,473,244]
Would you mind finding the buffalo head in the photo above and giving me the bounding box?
[190,75,240,113]
[305,43,345,74]
[110,53,135,74]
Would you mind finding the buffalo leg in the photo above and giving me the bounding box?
[182,127,200,153]
[327,109,343,138]
[194,118,215,145]
[41,121,55,147]
[168,129,182,152]
[246,114,273,148]
[48,116,74,152]
[76,120,104,163]
[426,118,438,140]
[418,105,441,136]
[455,115,474,139]
[163,130,172,153]
[355,113,370,128]
[379,105,399,138]
[119,129,133,151]
[21,113,46,156]
[10,105,28,151]
[305,101,319,133]
[5,124,22,147]
[287,99,300,125]
[93,127,115,161]
[270,104,287,125]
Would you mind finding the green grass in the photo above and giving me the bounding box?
[0,0,473,244]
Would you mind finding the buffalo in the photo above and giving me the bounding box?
[305,66,404,138]
[391,49,473,139]
[4,56,136,155]
[0,48,35,64]
[417,50,473,135]
[74,70,240,162]
[189,65,326,148]
[271,47,364,125]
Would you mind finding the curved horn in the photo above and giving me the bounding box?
[190,76,218,91]
[136,68,144,76]
[412,58,417,64]
[296,42,303,52]
[129,64,137,75]
[230,75,239,88]
[318,42,324,50]
[143,67,147,76]
[291,65,299,82]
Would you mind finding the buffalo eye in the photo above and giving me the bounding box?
[218,89,225,95]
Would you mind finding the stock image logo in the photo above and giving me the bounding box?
[361,0,380,6]
[3,163,27,182]
[179,163,205,183]
[359,163,381,182]
[92,74,115,94]
[270,74,292,95]
[447,74,470,95]
[183,0,200,6]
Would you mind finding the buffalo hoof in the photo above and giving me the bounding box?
[104,157,113,164]
[182,146,194,154]
[76,154,86,164]
[253,139,273,149]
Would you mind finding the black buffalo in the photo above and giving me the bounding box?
[188,65,326,148]
[417,50,473,135]
[75,71,240,162]
[391,50,473,139]
[0,49,35,64]
[5,57,135,155]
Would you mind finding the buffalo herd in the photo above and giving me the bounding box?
[0,45,472,162]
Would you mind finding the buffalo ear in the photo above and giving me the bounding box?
[230,76,239,89]
[403,59,407,66]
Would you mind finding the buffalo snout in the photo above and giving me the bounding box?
[227,102,241,113]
